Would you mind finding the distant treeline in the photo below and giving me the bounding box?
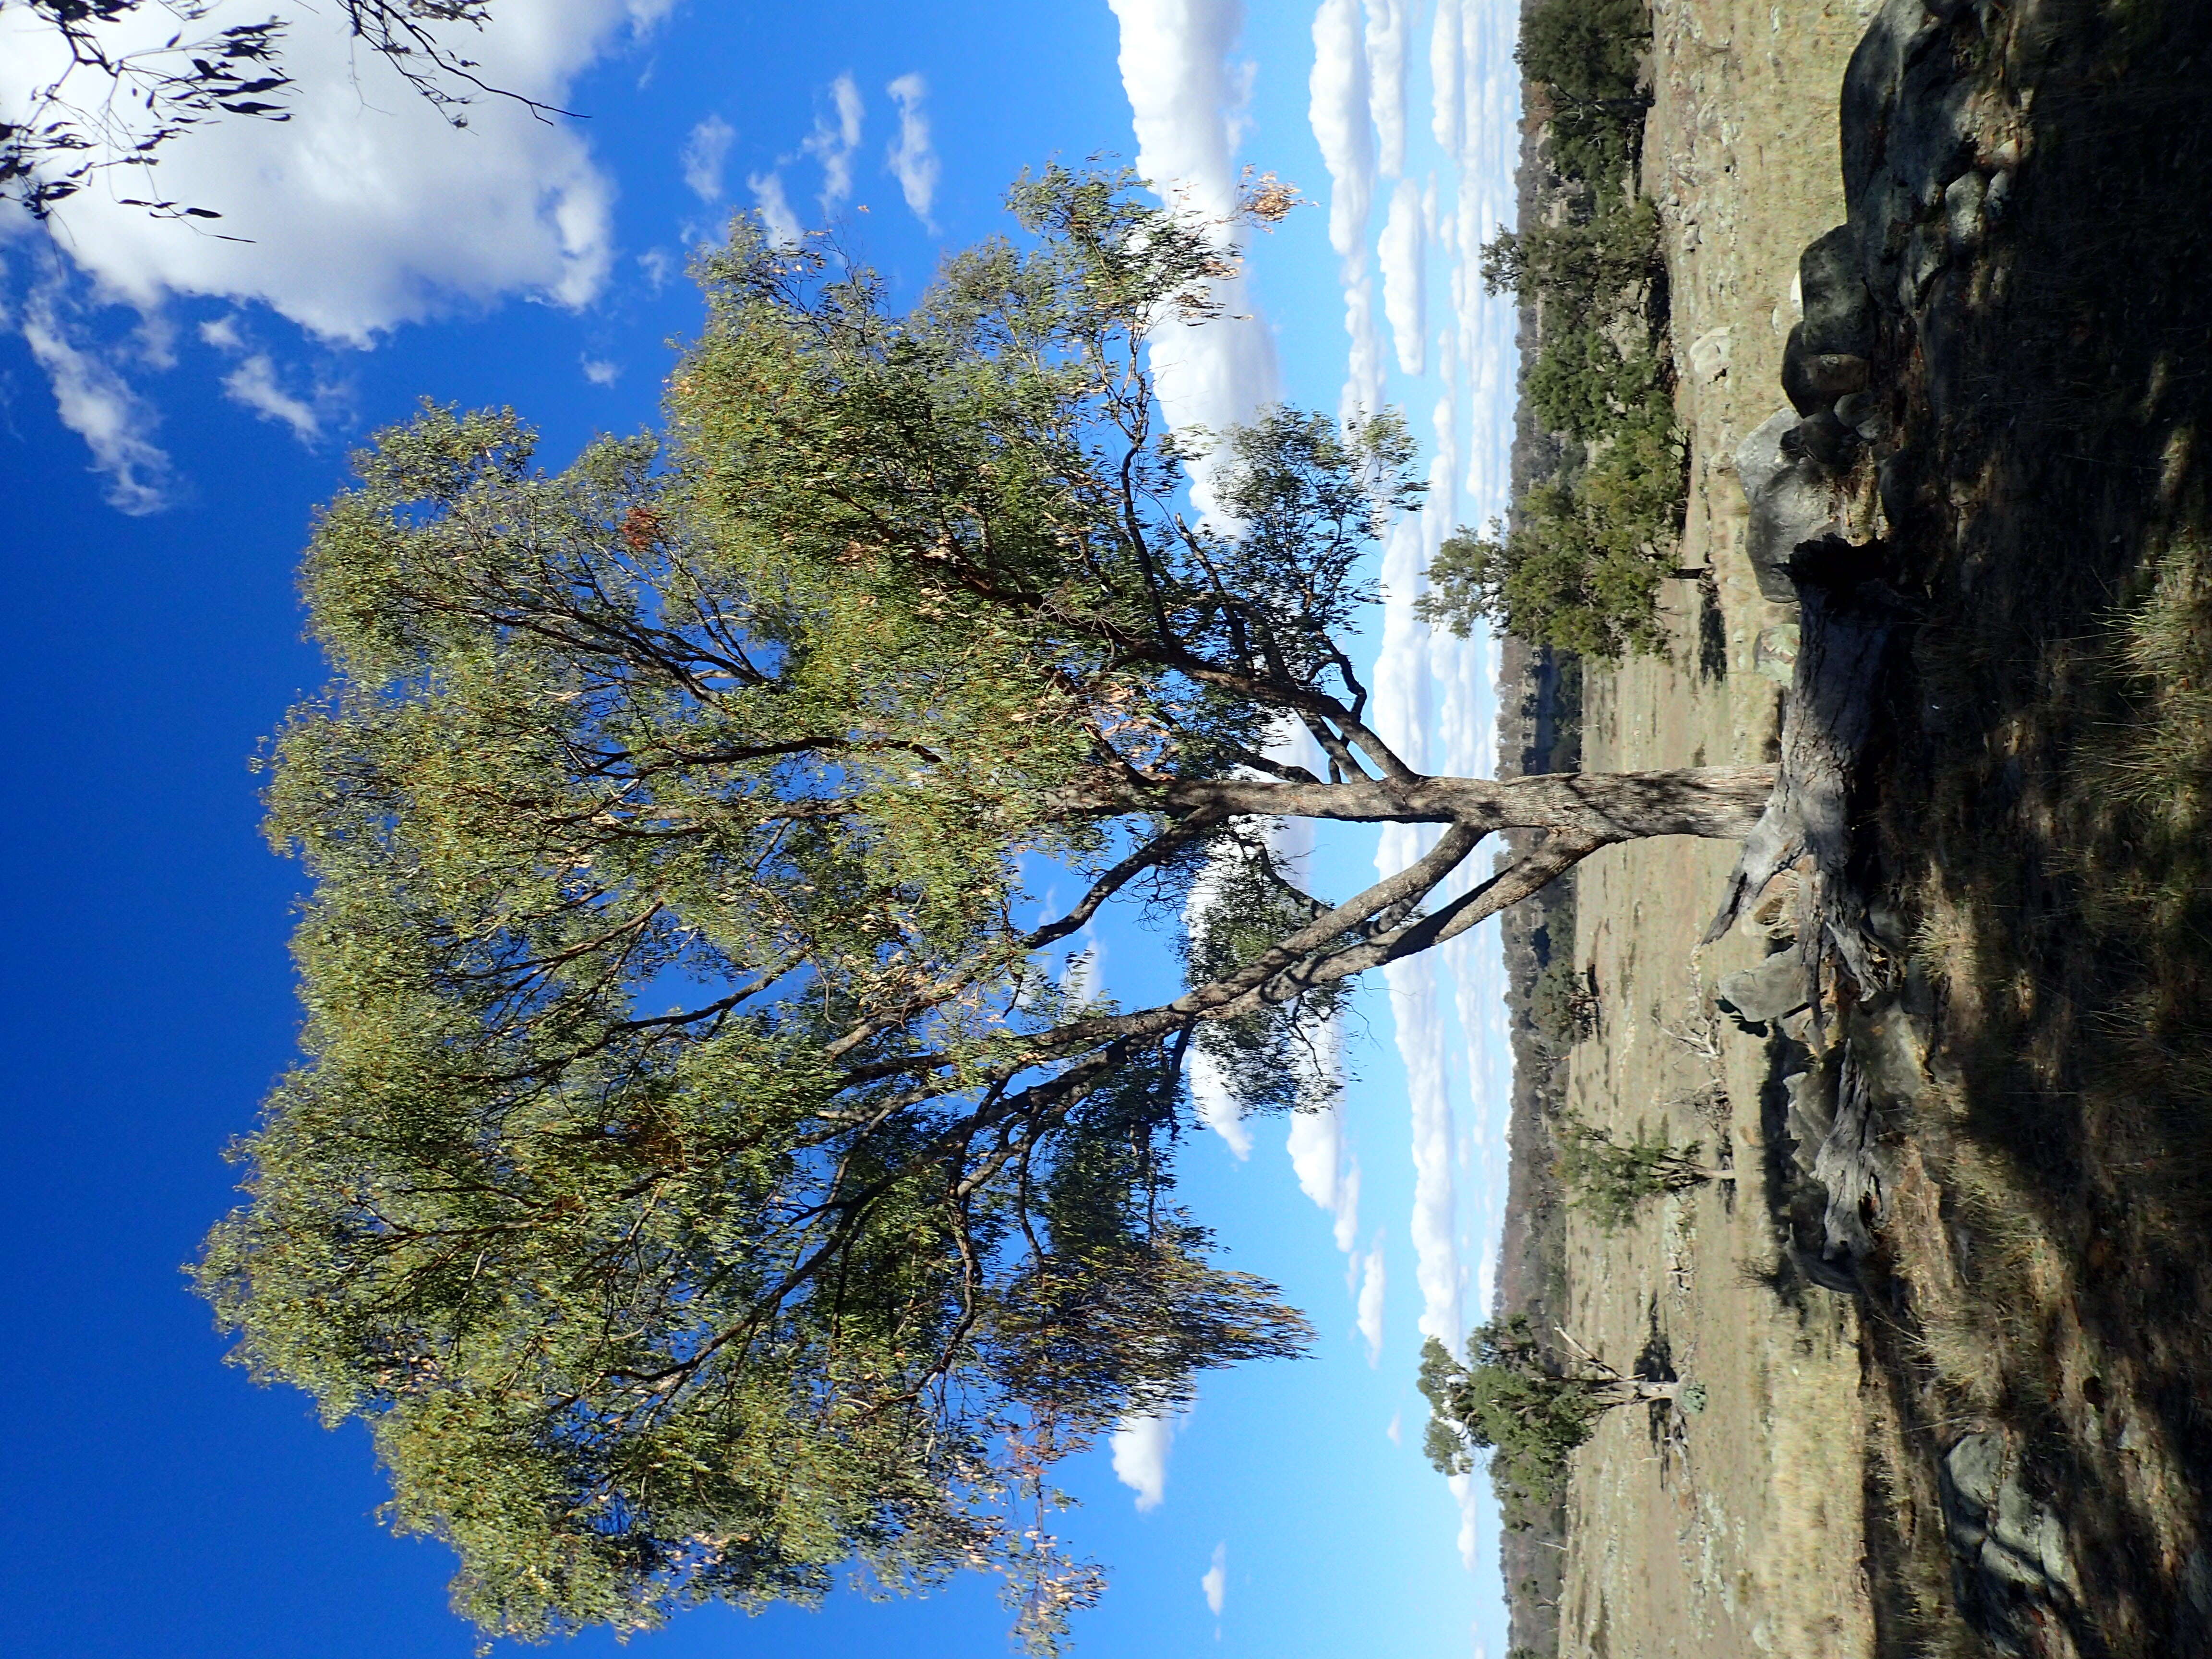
[1420,0,1687,662]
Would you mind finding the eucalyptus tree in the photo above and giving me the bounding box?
[1419,1316,1690,1525]
[197,167,1773,1649]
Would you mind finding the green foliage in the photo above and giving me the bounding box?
[1478,199,1659,310]
[1451,0,1685,662]
[1418,398,1687,660]
[1554,1114,1713,1230]
[1417,1317,1605,1525]
[1525,323,1663,445]
[1516,0,1651,189]
[194,166,1494,1652]
[1517,0,1648,107]
[1183,830,1350,1117]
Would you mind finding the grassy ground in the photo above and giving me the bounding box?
[1858,4,2212,1651]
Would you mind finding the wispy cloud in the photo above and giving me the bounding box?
[805,72,865,212]
[1187,1049,1255,1159]
[1110,1409,1184,1512]
[1428,0,1464,154]
[747,171,804,247]
[1379,178,1426,374]
[1386,1410,1403,1446]
[1286,1102,1360,1250]
[1201,1541,1227,1616]
[581,357,620,386]
[682,114,736,203]
[22,287,170,514]
[884,72,940,229]
[1353,1233,1387,1365]
[221,354,321,442]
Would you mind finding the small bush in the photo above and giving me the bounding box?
[1517,0,1647,107]
[1527,959,1597,1046]
[1555,1114,1718,1230]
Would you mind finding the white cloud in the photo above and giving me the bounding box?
[1111,1409,1184,1511]
[1309,0,1374,261]
[1363,0,1411,179]
[682,114,737,203]
[1379,178,1425,374]
[21,285,170,513]
[1286,1103,1361,1251]
[1201,1541,1227,1616]
[805,72,865,211]
[1428,0,1463,155]
[1107,0,1280,513]
[1385,1410,1403,1445]
[884,72,940,229]
[1188,1048,1254,1159]
[748,172,804,247]
[196,315,242,353]
[1354,1234,1387,1364]
[4,0,635,344]
[637,247,675,292]
[222,353,320,441]
[581,357,620,386]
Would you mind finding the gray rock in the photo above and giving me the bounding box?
[1799,224,1875,357]
[1734,408,1841,605]
[1753,624,1800,685]
[1945,169,1986,251]
[1783,324,1872,413]
[1716,948,1813,1026]
[1834,392,1891,443]
[1842,0,1978,260]
[1687,325,1731,384]
[1945,1431,2005,1515]
[1984,167,2013,225]
[1785,408,1858,470]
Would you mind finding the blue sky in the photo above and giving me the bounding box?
[0,2,1522,1654]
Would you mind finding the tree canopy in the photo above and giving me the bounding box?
[197,166,1772,1649]
[1419,1316,1683,1527]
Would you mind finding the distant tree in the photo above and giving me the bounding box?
[1419,1315,1686,1523]
[1418,428,1696,662]
[196,167,1775,1650]
[1,0,549,223]
[1554,1115,1731,1230]
[1519,0,1651,192]
[1515,0,1648,109]
[1478,201,1661,312]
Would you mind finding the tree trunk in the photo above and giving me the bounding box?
[1166,764,1777,843]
